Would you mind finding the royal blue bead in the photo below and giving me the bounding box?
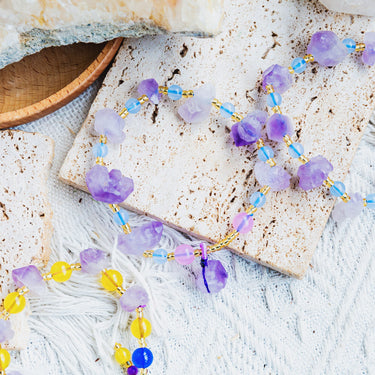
[250,192,266,208]
[125,98,141,114]
[330,181,346,197]
[267,92,282,107]
[113,209,129,226]
[168,85,183,100]
[288,142,304,158]
[366,194,375,209]
[258,146,274,162]
[343,38,356,53]
[291,57,307,74]
[219,102,235,118]
[132,347,154,368]
[92,143,108,158]
[153,248,168,264]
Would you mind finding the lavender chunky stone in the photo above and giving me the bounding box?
[138,78,161,104]
[117,221,163,256]
[262,64,293,94]
[307,31,348,67]
[254,162,291,191]
[120,285,149,312]
[94,109,125,144]
[297,155,333,190]
[0,319,14,343]
[332,192,363,223]
[86,165,134,204]
[266,113,293,142]
[196,259,228,294]
[80,248,109,274]
[12,265,47,296]
[362,32,375,66]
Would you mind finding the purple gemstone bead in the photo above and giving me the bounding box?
[362,32,375,66]
[119,285,149,312]
[297,155,333,191]
[196,259,228,294]
[86,165,134,204]
[266,113,293,142]
[138,78,161,104]
[0,319,14,343]
[254,162,291,191]
[262,64,293,94]
[174,244,195,265]
[117,221,163,256]
[127,366,138,375]
[307,31,348,67]
[232,212,254,234]
[332,192,363,223]
[94,109,125,144]
[80,248,109,274]
[12,265,47,296]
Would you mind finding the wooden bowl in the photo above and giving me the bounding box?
[0,38,123,129]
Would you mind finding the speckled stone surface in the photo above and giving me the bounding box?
[60,0,375,278]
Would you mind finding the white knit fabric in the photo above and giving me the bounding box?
[9,80,375,375]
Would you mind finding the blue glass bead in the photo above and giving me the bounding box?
[113,209,129,226]
[250,192,266,208]
[291,57,307,74]
[288,142,304,158]
[219,102,235,118]
[132,347,154,368]
[168,85,183,100]
[330,181,346,197]
[125,98,141,114]
[343,38,356,53]
[92,143,108,158]
[258,146,274,162]
[153,248,168,264]
[267,92,282,107]
[366,194,375,209]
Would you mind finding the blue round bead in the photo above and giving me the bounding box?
[266,92,282,107]
[132,347,154,368]
[258,146,274,162]
[125,98,141,114]
[113,209,129,226]
[219,102,235,118]
[92,143,108,158]
[153,248,168,264]
[330,181,346,197]
[288,142,304,158]
[250,192,266,208]
[291,57,307,74]
[343,38,356,53]
[168,85,183,100]
[366,193,375,209]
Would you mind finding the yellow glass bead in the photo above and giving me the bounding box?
[4,292,26,314]
[130,318,152,339]
[51,261,72,283]
[114,347,131,365]
[0,349,11,370]
[100,270,123,291]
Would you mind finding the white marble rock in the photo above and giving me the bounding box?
[60,0,375,278]
[319,0,375,17]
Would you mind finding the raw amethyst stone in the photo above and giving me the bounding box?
[230,110,267,147]
[80,248,109,274]
[362,32,375,66]
[266,113,293,142]
[332,192,363,223]
[119,285,149,312]
[254,162,291,191]
[12,265,47,296]
[262,64,293,94]
[138,78,161,104]
[307,31,348,67]
[297,155,333,190]
[0,319,14,343]
[196,260,228,294]
[86,165,134,204]
[94,109,125,144]
[117,221,163,256]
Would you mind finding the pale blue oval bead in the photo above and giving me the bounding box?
[343,38,356,53]
[153,248,168,264]
[330,181,346,197]
[258,146,274,162]
[168,85,183,100]
[92,143,108,158]
[366,194,375,209]
[125,98,141,114]
[113,209,129,225]
[250,192,266,208]
[267,92,282,107]
[291,57,307,73]
[220,102,235,118]
[288,142,304,158]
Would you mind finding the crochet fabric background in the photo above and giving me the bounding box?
[9,78,375,374]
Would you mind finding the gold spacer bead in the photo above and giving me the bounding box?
[256,138,265,149]
[323,177,334,188]
[363,198,368,207]
[109,204,120,213]
[140,369,148,375]
[298,155,310,164]
[121,223,132,234]
[355,43,366,52]
[283,134,293,146]
[114,343,122,350]
[138,95,149,104]
[265,84,274,94]
[143,250,154,258]
[118,107,129,119]
[95,157,105,166]
[288,66,294,74]
[0,310,10,320]
[182,90,194,98]
[266,158,277,167]
[158,86,168,95]
[99,135,107,144]
[259,185,271,195]
[116,286,125,295]
[17,286,29,296]
[167,252,175,261]
[70,263,82,271]
[340,193,351,203]
[136,307,144,319]
[303,54,314,63]
[211,98,222,110]
[272,106,282,114]
[231,112,243,122]
[0,370,6,375]
[42,272,53,281]
[125,360,133,368]
[245,205,257,215]
[194,249,202,257]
